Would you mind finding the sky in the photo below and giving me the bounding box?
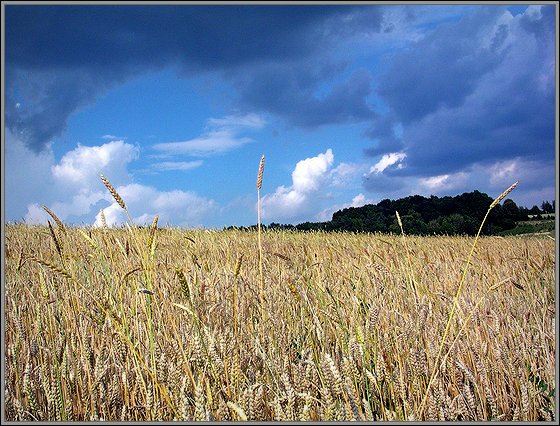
[3,3,557,228]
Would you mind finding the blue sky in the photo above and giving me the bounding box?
[4,3,557,228]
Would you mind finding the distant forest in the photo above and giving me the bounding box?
[228,191,555,236]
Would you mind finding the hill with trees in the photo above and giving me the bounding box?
[251,191,554,236]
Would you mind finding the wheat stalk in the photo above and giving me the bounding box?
[41,205,66,234]
[227,401,247,421]
[47,220,64,260]
[147,215,159,250]
[489,181,519,209]
[28,253,72,279]
[232,254,243,348]
[100,174,126,210]
[257,155,265,191]
[175,267,190,300]
[256,155,265,312]
[418,181,519,419]
[99,209,107,229]
[395,210,419,304]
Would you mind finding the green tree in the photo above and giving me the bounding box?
[529,205,541,215]
[541,201,553,214]
[401,211,428,235]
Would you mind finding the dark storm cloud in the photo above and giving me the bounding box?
[5,67,125,153]
[233,65,375,128]
[5,5,384,152]
[377,7,508,125]
[366,5,556,177]
[6,6,350,69]
[399,74,555,177]
[363,114,404,157]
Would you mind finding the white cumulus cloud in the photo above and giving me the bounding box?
[14,139,218,227]
[24,204,52,225]
[51,140,138,188]
[349,193,372,207]
[292,149,334,192]
[101,134,126,141]
[488,159,519,186]
[94,184,217,228]
[261,149,335,221]
[5,130,56,222]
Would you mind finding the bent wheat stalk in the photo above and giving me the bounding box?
[418,181,519,419]
[100,174,126,210]
[42,205,66,234]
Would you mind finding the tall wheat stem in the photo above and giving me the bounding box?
[99,174,157,394]
[396,211,419,305]
[418,181,518,419]
[256,155,265,312]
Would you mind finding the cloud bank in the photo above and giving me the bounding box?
[5,5,555,226]
[363,5,555,204]
[368,6,555,175]
[5,5,381,152]
[9,137,217,227]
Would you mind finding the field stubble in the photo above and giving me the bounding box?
[4,222,556,421]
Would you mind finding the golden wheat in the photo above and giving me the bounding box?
[490,180,519,209]
[100,174,126,210]
[256,155,265,190]
[4,219,554,421]
[41,205,66,233]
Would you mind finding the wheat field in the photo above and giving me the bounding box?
[3,215,555,421]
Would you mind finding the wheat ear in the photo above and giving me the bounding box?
[256,155,265,309]
[490,181,519,209]
[42,205,66,234]
[147,215,159,250]
[100,174,126,210]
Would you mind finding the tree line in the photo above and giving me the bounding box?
[226,191,555,236]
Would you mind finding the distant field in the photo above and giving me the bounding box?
[4,224,556,421]
[528,213,555,219]
[499,218,555,237]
